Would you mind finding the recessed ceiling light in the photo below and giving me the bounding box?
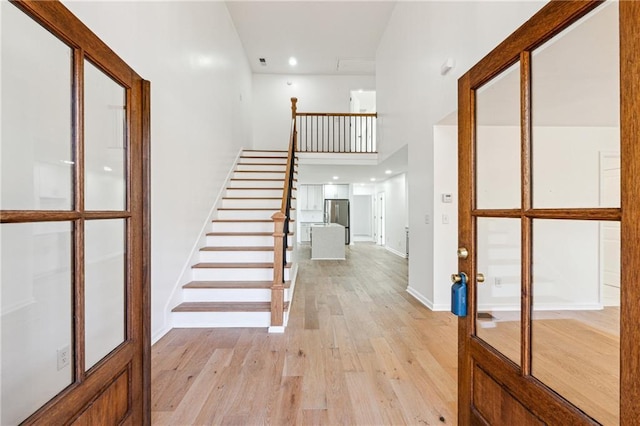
[370,178,376,182]
[289,57,297,66]
[333,176,339,180]
[385,170,392,174]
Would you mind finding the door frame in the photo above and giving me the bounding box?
[2,1,151,424]
[457,0,640,423]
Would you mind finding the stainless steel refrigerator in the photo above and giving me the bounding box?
[324,199,350,244]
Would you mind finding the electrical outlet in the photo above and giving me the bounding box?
[494,277,502,287]
[57,346,70,371]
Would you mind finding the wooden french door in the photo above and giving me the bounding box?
[457,1,640,424]
[1,1,150,424]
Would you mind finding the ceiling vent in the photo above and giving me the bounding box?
[259,57,267,66]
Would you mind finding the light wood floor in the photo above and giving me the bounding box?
[151,243,458,425]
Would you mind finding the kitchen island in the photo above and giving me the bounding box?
[311,223,345,260]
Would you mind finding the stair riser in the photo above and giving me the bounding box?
[192,268,290,281]
[240,157,288,164]
[229,180,287,188]
[173,311,271,328]
[205,235,293,246]
[183,288,273,302]
[221,198,284,209]
[211,222,275,233]
[199,250,291,263]
[243,151,288,158]
[225,189,284,198]
[236,164,287,172]
[182,288,291,302]
[216,209,278,220]
[233,172,286,180]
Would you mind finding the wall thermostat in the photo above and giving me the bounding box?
[441,193,453,203]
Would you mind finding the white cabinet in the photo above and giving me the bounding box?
[299,184,323,210]
[299,223,311,243]
[324,184,349,199]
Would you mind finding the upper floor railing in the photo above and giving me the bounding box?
[294,99,377,153]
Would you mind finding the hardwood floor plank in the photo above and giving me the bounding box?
[152,244,458,425]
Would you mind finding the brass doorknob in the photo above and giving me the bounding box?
[457,247,469,259]
[477,273,485,283]
[451,272,468,283]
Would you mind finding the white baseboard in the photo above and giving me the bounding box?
[385,245,408,259]
[268,326,285,333]
[151,325,172,346]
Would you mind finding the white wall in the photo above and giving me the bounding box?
[378,173,408,257]
[63,1,253,342]
[252,74,375,150]
[376,1,545,309]
[432,126,458,309]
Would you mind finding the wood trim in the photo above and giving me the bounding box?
[141,79,152,426]
[9,1,140,85]
[457,72,473,426]
[1,211,132,223]
[24,343,134,424]
[467,1,602,89]
[472,208,620,221]
[520,50,532,376]
[619,1,640,422]
[469,340,599,425]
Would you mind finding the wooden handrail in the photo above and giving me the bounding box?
[271,97,298,327]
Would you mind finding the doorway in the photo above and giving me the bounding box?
[1,2,150,424]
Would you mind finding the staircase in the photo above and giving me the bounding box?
[172,150,297,329]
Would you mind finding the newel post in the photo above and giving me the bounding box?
[291,97,298,119]
[271,212,286,326]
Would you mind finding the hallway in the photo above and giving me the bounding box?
[151,243,458,425]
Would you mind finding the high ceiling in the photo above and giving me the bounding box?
[225,1,397,75]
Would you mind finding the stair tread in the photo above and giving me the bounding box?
[242,150,287,153]
[200,246,292,251]
[217,207,295,211]
[226,188,285,191]
[240,156,287,160]
[212,219,296,223]
[172,301,289,312]
[238,162,287,165]
[183,280,291,289]
[230,178,297,181]
[235,170,286,173]
[206,232,293,236]
[193,262,291,269]
[223,197,291,200]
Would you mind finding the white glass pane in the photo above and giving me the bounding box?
[1,222,73,425]
[532,219,619,424]
[476,62,521,210]
[84,60,126,211]
[1,2,73,210]
[476,218,521,365]
[85,219,125,370]
[532,2,619,208]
